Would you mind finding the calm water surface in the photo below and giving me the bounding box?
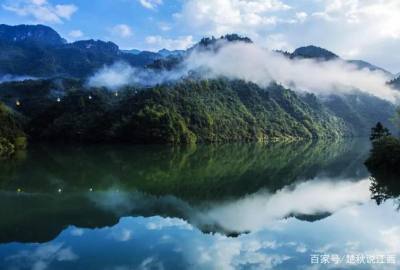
[0,139,399,270]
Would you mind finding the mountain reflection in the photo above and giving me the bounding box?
[0,139,371,243]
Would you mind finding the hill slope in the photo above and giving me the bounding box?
[0,102,26,157]
[0,79,349,143]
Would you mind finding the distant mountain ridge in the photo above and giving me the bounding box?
[0,24,66,46]
[291,45,339,61]
[0,24,394,78]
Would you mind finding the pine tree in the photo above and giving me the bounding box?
[370,122,391,141]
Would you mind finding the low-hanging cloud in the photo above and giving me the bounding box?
[87,42,400,102]
[0,74,37,83]
[87,62,184,90]
[185,42,400,102]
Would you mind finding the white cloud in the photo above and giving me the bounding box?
[380,226,400,253]
[138,0,162,10]
[314,0,400,40]
[109,24,133,38]
[170,0,400,71]
[184,42,399,102]
[196,177,372,232]
[146,218,193,231]
[145,35,194,50]
[68,29,83,39]
[110,229,133,242]
[175,0,291,37]
[87,62,184,89]
[2,0,77,24]
[70,228,84,236]
[6,243,78,270]
[88,41,399,101]
[88,62,136,90]
[295,11,308,23]
[158,22,171,32]
[304,0,400,71]
[264,33,294,52]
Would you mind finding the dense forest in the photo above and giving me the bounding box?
[0,78,350,146]
[0,102,26,158]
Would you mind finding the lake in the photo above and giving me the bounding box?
[0,139,399,270]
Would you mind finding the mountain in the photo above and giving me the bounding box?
[0,78,348,143]
[389,76,400,90]
[122,49,141,55]
[190,34,252,52]
[0,24,66,46]
[291,45,339,61]
[70,40,120,54]
[0,25,166,78]
[321,93,397,136]
[290,46,392,76]
[347,60,392,76]
[158,49,186,57]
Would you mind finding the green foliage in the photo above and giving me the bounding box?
[0,102,26,158]
[11,79,350,143]
[365,135,400,208]
[323,93,397,136]
[370,122,391,141]
[0,139,366,201]
[365,136,400,172]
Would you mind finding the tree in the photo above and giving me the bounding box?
[370,122,391,141]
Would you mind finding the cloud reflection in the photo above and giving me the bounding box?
[197,178,371,232]
[5,243,78,270]
[89,177,372,234]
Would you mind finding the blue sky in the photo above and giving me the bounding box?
[1,0,400,72]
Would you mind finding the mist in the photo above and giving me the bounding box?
[87,62,184,90]
[87,42,400,102]
[185,43,400,103]
[0,74,37,83]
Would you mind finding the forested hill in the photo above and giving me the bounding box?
[0,79,349,144]
[0,102,26,157]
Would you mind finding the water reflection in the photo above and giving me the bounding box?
[1,139,399,269]
[0,139,371,243]
[1,202,399,270]
[368,168,400,209]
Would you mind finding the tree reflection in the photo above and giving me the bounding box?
[369,171,400,209]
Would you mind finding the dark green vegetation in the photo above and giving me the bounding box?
[367,136,400,206]
[323,94,397,136]
[365,122,400,208]
[0,78,350,144]
[0,102,26,158]
[366,135,400,174]
[0,139,370,242]
[389,76,400,89]
[291,45,339,61]
[0,76,397,144]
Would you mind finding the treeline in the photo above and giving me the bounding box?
[1,79,350,145]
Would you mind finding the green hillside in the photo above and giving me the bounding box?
[5,79,349,144]
[0,102,26,158]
